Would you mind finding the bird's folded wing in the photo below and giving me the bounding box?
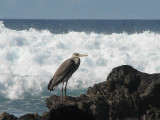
[53,58,75,83]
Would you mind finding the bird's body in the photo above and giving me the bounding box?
[48,53,87,101]
[48,57,80,91]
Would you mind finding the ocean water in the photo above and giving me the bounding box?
[0,19,160,116]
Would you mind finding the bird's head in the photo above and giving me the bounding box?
[72,53,88,58]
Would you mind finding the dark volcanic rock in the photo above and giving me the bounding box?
[0,112,18,120]
[18,113,41,120]
[46,65,160,120]
[41,106,96,120]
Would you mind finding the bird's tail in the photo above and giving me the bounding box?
[48,77,55,91]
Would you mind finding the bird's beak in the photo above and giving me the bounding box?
[79,54,88,57]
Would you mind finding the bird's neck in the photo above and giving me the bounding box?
[72,57,80,64]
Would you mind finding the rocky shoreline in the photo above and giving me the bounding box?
[1,65,160,120]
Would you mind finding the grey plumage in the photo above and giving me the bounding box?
[48,53,87,100]
[48,58,80,91]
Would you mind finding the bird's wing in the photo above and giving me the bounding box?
[48,58,75,91]
[54,58,75,81]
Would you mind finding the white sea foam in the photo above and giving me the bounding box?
[0,21,160,100]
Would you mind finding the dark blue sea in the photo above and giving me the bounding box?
[0,19,160,116]
[2,19,160,34]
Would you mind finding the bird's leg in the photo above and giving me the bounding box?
[61,82,64,102]
[64,81,68,101]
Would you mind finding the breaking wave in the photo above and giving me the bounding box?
[1,21,160,100]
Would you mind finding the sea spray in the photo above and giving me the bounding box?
[1,21,160,100]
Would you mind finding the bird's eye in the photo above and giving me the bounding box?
[73,53,79,57]
[74,53,78,56]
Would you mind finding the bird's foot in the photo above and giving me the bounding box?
[61,96,64,104]
[64,96,68,102]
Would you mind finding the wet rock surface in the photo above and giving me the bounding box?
[1,65,160,120]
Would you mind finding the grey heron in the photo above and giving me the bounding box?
[48,53,87,101]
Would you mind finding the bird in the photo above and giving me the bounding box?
[48,53,88,101]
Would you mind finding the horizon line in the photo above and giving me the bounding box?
[0,18,160,21]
